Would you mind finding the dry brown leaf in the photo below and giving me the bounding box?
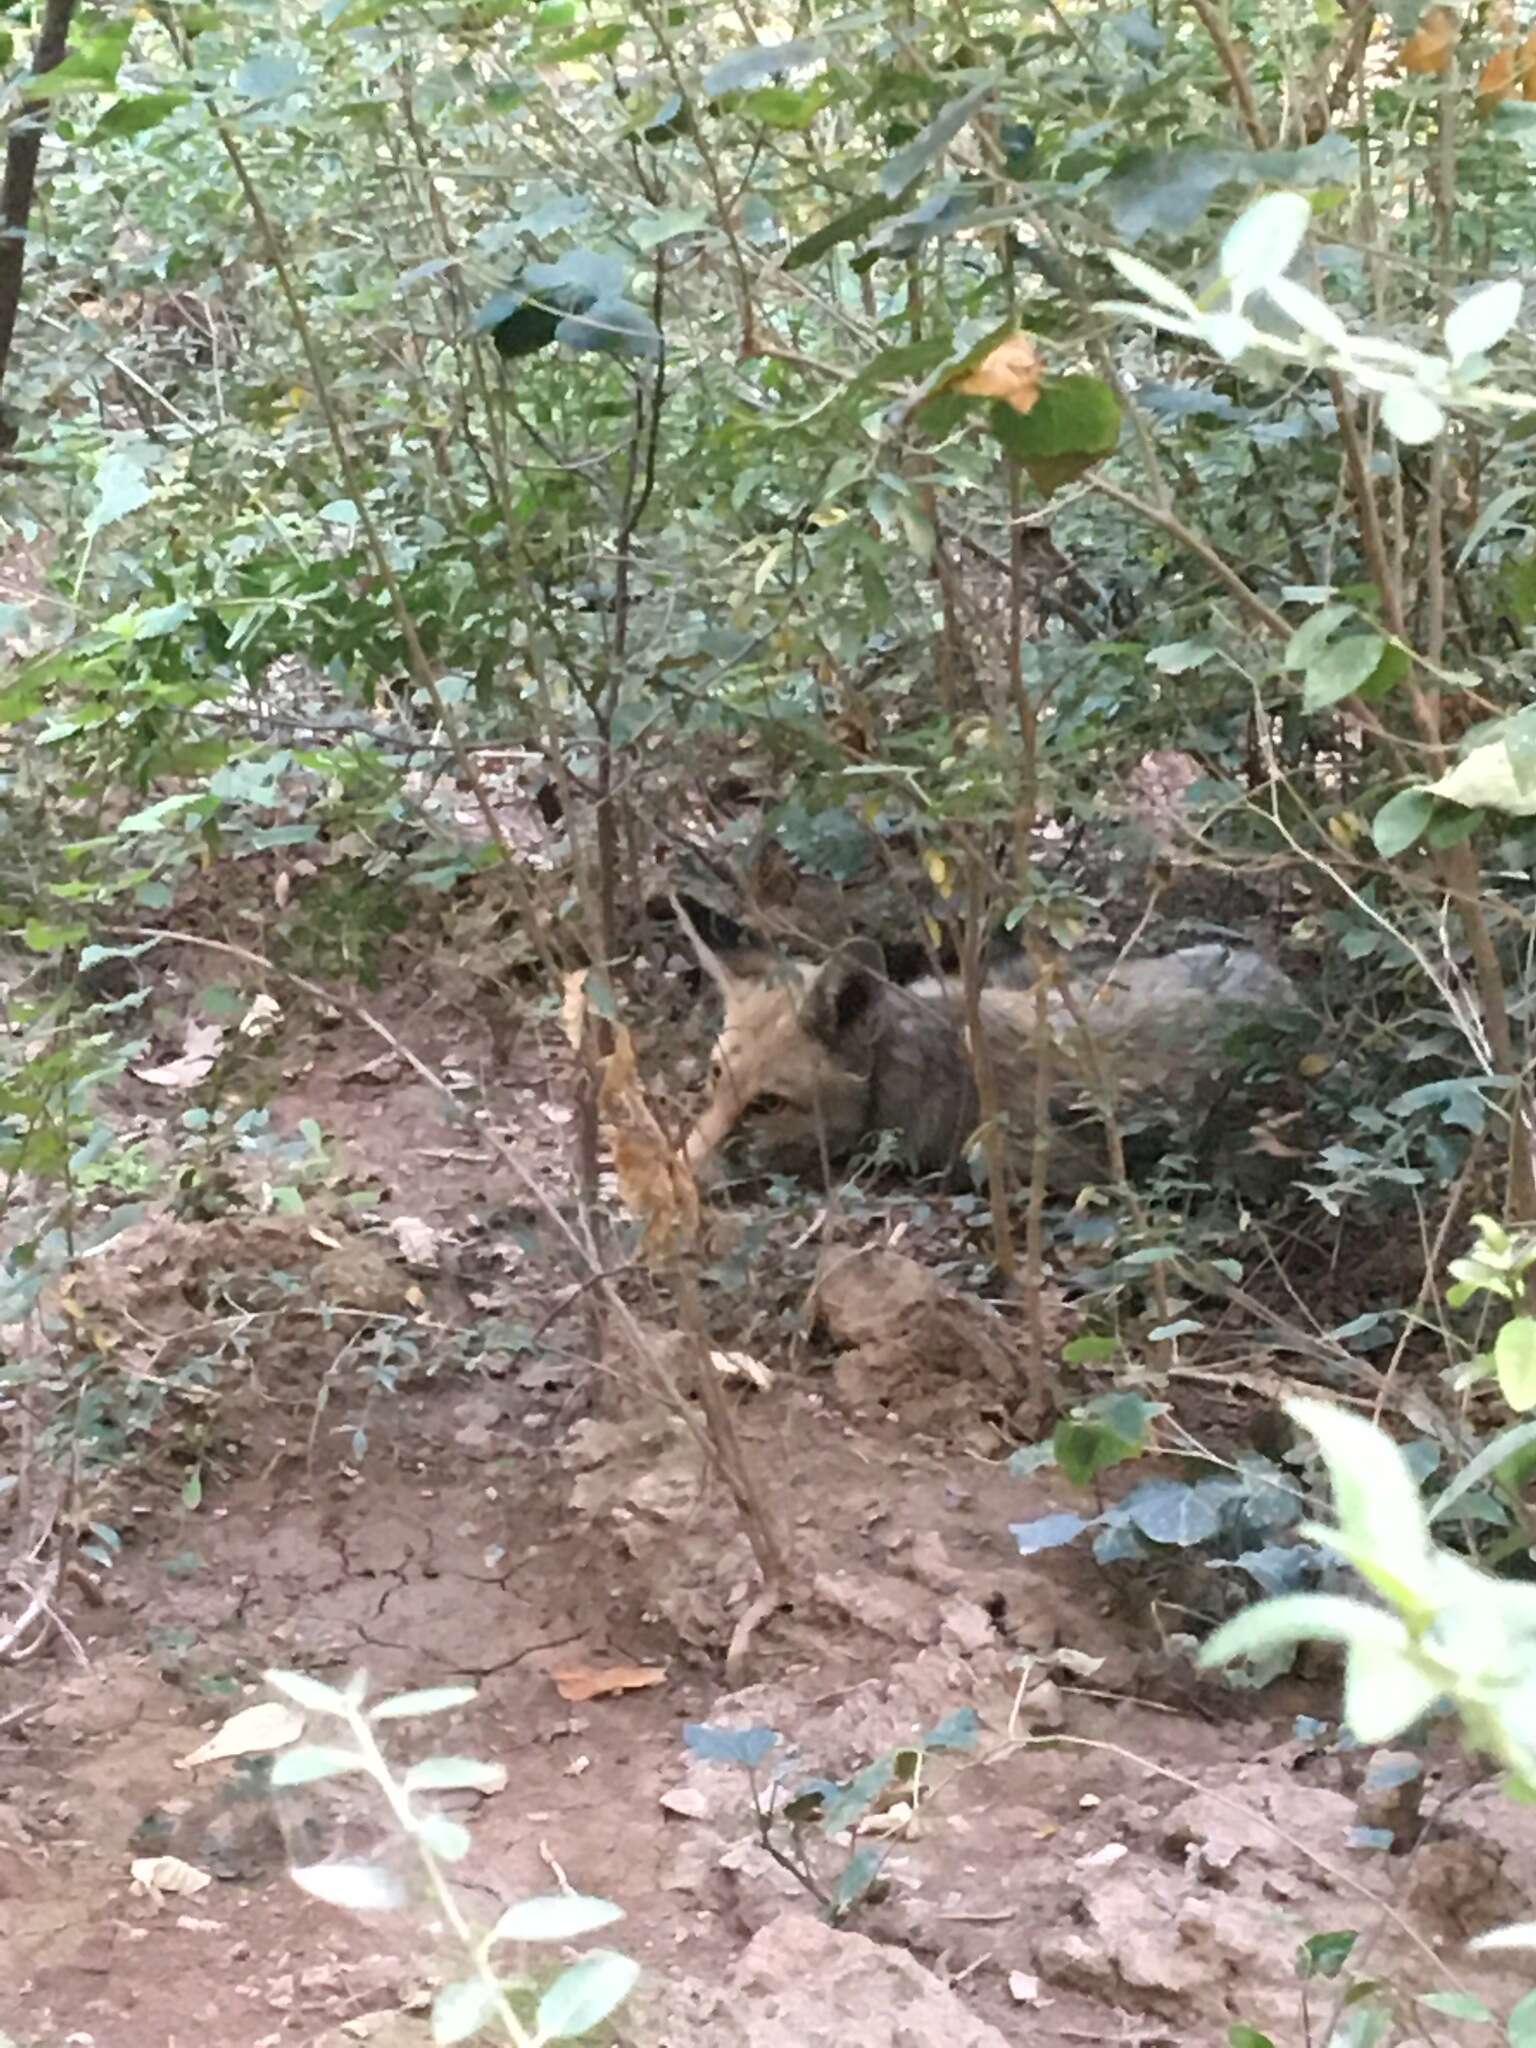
[951,331,1045,413]
[131,1855,214,1899]
[1399,5,1457,73]
[1479,44,1516,99]
[1480,45,1516,99]
[552,1663,667,1703]
[599,1024,700,1260]
[560,968,589,1053]
[134,1019,226,1090]
[178,1699,305,1769]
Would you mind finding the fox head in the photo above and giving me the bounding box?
[677,906,886,1181]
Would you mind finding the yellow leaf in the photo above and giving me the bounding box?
[950,331,1045,414]
[599,1025,700,1260]
[1298,1050,1334,1079]
[922,848,953,897]
[1326,810,1365,849]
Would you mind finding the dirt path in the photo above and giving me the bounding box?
[5,963,1535,2048]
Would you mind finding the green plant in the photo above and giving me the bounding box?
[1203,1397,1536,1791]
[682,1708,980,1923]
[265,1669,638,2046]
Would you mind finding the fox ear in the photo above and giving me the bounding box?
[804,939,885,1048]
[670,892,750,996]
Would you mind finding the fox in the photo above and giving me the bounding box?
[677,912,1301,1190]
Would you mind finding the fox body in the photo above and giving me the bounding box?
[681,930,1299,1188]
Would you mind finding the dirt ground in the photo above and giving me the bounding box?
[5,939,1536,2048]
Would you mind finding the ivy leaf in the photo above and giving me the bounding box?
[86,450,154,535]
[1011,1511,1090,1555]
[681,1722,779,1767]
[1371,787,1435,858]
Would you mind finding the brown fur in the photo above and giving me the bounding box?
[680,924,1299,1189]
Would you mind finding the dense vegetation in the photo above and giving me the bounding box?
[12,0,1536,2037]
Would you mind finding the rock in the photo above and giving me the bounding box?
[629,1908,1014,2047]
[1014,1678,1066,1732]
[939,1599,996,1657]
[1355,1750,1424,1843]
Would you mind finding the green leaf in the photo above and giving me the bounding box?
[1287,1397,1431,1569]
[1220,191,1311,302]
[1416,1989,1494,2020]
[1495,1318,1536,1412]
[1430,1418,1536,1523]
[1228,2028,1276,2048]
[784,193,899,271]
[1371,787,1435,859]
[269,1744,369,1787]
[1508,1986,1536,2047]
[92,91,191,140]
[831,1844,884,1916]
[1341,1636,1444,1743]
[290,1859,407,1911]
[1381,387,1445,445]
[233,51,305,104]
[1297,1929,1357,1980]
[1283,601,1355,670]
[401,1755,506,1794]
[987,374,1121,494]
[431,1977,500,2047]
[413,1813,473,1861]
[23,25,131,97]
[1302,633,1384,711]
[1431,738,1536,815]
[555,294,661,360]
[1054,1413,1144,1484]
[1148,640,1217,673]
[534,1951,640,2040]
[630,207,710,251]
[22,918,87,954]
[265,1668,352,1716]
[703,38,818,97]
[1445,278,1523,367]
[878,76,999,198]
[1062,1333,1119,1364]
[1199,1592,1407,1671]
[545,21,626,57]
[743,84,823,129]
[1104,146,1248,242]
[491,1894,624,1943]
[86,450,153,535]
